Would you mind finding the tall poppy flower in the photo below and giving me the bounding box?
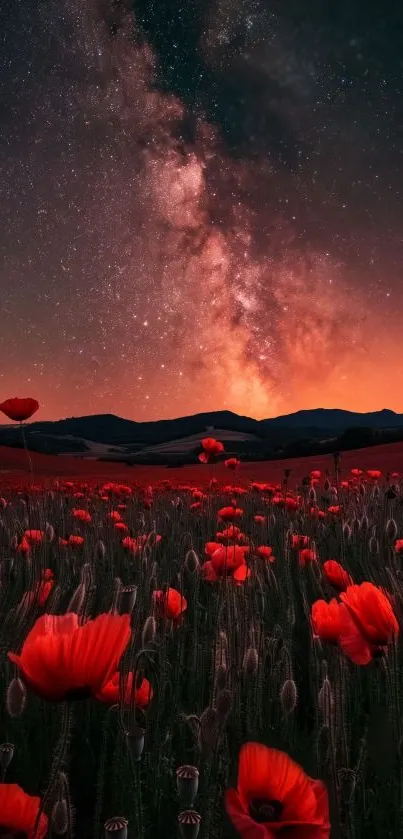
[338,582,399,665]
[0,397,39,422]
[311,599,343,644]
[218,506,243,521]
[153,587,187,623]
[198,437,224,463]
[96,672,153,708]
[323,560,353,592]
[225,742,330,838]
[8,613,131,702]
[0,783,48,839]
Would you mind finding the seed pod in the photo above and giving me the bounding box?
[176,765,199,808]
[0,743,14,774]
[119,585,137,615]
[104,817,128,839]
[280,679,298,715]
[243,647,259,677]
[141,615,157,648]
[178,810,201,839]
[6,677,27,718]
[52,799,68,835]
[185,549,199,573]
[124,727,145,762]
[215,689,232,718]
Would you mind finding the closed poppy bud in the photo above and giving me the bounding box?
[386,519,398,541]
[318,677,334,726]
[125,727,145,762]
[216,689,233,718]
[178,810,201,839]
[360,515,369,532]
[0,743,14,775]
[215,664,227,691]
[104,817,128,839]
[176,766,199,808]
[45,523,55,542]
[142,615,157,648]
[6,677,27,718]
[343,523,352,540]
[52,799,68,835]
[185,549,199,573]
[96,540,106,560]
[280,679,298,715]
[242,647,259,677]
[369,536,379,555]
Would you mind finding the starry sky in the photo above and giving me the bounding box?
[1,0,403,422]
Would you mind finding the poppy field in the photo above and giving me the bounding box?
[0,434,403,839]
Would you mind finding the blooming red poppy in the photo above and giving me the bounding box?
[367,470,381,479]
[8,613,131,701]
[299,548,317,567]
[211,544,249,575]
[350,468,362,477]
[225,458,240,470]
[0,397,39,422]
[153,587,187,622]
[311,599,343,644]
[202,559,251,584]
[218,506,243,521]
[311,470,321,479]
[0,783,48,839]
[216,526,243,544]
[72,509,92,523]
[338,582,399,665]
[395,539,403,554]
[323,560,353,592]
[96,672,153,708]
[198,437,224,463]
[254,515,265,524]
[255,546,274,562]
[24,529,45,546]
[225,742,330,839]
[68,534,84,548]
[291,535,309,549]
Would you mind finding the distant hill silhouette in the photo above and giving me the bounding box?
[1,407,403,463]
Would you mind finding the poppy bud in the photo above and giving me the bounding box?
[360,515,369,532]
[215,664,227,691]
[369,536,379,555]
[318,677,334,726]
[176,765,199,808]
[242,646,259,677]
[141,615,157,648]
[178,810,201,839]
[215,689,232,718]
[0,743,14,776]
[359,482,366,496]
[185,549,199,573]
[343,523,352,540]
[308,488,316,504]
[67,581,87,614]
[45,523,55,543]
[324,478,330,491]
[10,535,18,550]
[119,585,137,615]
[386,518,398,541]
[6,677,27,718]
[110,577,122,614]
[104,817,128,839]
[269,513,276,527]
[124,727,145,762]
[52,799,68,835]
[96,540,106,560]
[280,679,298,715]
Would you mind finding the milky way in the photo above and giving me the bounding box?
[1,0,403,420]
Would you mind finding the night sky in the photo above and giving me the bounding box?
[1,0,403,421]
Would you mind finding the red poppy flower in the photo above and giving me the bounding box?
[114,521,128,532]
[338,582,399,665]
[218,506,243,521]
[225,458,240,470]
[72,509,92,523]
[299,548,317,567]
[202,559,251,584]
[311,470,321,479]
[216,526,243,544]
[0,397,39,422]
[108,510,122,522]
[225,742,330,838]
[323,561,353,592]
[0,783,48,839]
[350,468,362,477]
[198,437,224,463]
[395,539,403,554]
[211,544,249,575]
[254,515,265,524]
[205,541,222,556]
[153,587,187,622]
[367,470,381,479]
[311,599,343,644]
[255,546,274,562]
[68,534,84,548]
[8,613,131,702]
[327,505,341,515]
[291,535,309,549]
[96,672,153,708]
